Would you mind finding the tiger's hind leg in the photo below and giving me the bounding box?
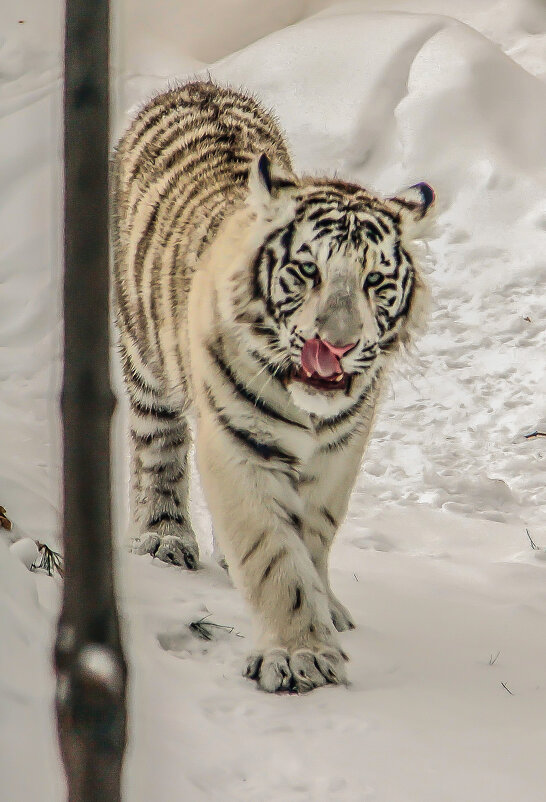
[127,380,199,570]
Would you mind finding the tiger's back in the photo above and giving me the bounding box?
[112,81,291,398]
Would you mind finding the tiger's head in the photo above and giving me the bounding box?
[226,153,434,417]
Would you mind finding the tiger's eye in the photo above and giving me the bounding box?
[300,262,318,279]
[365,271,383,287]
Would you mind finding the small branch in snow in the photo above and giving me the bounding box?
[525,529,539,551]
[189,615,243,640]
[501,682,514,695]
[524,431,546,440]
[489,651,500,666]
[33,542,64,576]
[353,573,359,582]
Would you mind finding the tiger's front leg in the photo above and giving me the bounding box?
[196,420,348,693]
[300,421,378,633]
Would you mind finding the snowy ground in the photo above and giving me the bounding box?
[1,1,545,800]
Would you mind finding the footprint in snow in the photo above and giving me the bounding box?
[351,530,395,552]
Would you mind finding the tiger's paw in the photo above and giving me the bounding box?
[131,530,199,570]
[329,595,355,632]
[244,645,348,693]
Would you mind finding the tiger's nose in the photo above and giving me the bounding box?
[322,340,357,357]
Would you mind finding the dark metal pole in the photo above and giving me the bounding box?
[56,1,127,800]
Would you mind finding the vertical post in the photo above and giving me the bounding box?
[56,1,127,800]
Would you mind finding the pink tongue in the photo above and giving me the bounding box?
[301,339,342,378]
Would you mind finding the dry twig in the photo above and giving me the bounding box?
[190,615,242,640]
[34,543,64,577]
[489,651,500,666]
[525,529,539,551]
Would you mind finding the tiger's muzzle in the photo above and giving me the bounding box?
[291,337,356,392]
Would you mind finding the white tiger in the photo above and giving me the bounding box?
[112,81,433,693]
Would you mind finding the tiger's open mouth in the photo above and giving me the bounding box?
[290,365,350,391]
[289,336,353,392]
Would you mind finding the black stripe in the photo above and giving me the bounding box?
[374,214,391,235]
[167,241,187,380]
[133,201,159,323]
[241,536,264,566]
[127,99,184,180]
[135,110,223,171]
[279,221,295,265]
[131,429,170,446]
[388,269,414,326]
[277,299,303,318]
[131,427,188,449]
[377,280,397,293]
[207,340,307,430]
[313,215,343,228]
[319,429,356,452]
[250,320,279,340]
[314,394,363,433]
[393,240,402,270]
[315,371,381,433]
[223,423,297,465]
[276,502,302,533]
[204,384,299,466]
[265,221,295,314]
[307,206,335,221]
[130,398,179,421]
[252,224,289,302]
[112,270,146,372]
[265,248,279,317]
[279,276,290,294]
[141,463,184,480]
[292,586,303,611]
[160,132,236,175]
[250,349,288,383]
[149,256,164,369]
[251,242,267,300]
[261,548,287,583]
[365,221,383,243]
[119,342,162,397]
[321,507,337,529]
[285,266,305,285]
[399,263,413,297]
[155,488,180,500]
[148,512,185,528]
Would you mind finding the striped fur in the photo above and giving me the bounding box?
[112,81,433,692]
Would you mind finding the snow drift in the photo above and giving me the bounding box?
[1,1,545,800]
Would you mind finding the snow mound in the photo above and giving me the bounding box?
[2,2,546,801]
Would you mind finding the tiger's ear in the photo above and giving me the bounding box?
[389,182,435,229]
[247,153,297,208]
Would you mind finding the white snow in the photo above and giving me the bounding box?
[9,536,39,569]
[1,1,545,800]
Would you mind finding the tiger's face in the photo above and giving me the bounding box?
[243,156,433,416]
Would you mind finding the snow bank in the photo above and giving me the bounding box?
[1,1,545,800]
